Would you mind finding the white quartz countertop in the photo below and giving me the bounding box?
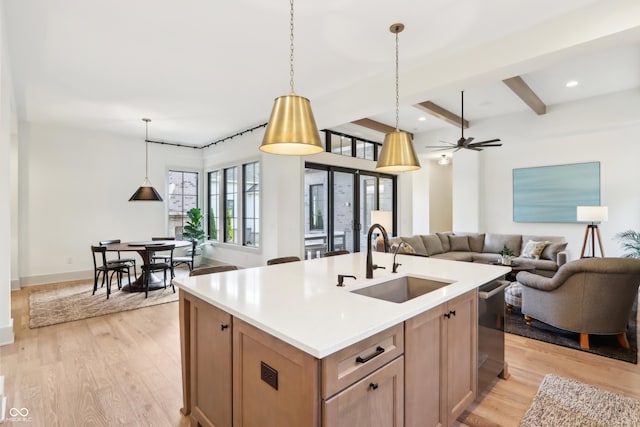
[174,253,510,358]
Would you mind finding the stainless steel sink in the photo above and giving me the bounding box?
[351,275,452,303]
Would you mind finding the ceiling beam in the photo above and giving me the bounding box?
[502,76,547,115]
[413,101,469,129]
[350,118,413,138]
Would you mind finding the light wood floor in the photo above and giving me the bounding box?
[1,283,639,427]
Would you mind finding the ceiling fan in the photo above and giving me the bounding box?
[425,91,502,152]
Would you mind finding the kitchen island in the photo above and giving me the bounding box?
[174,252,509,427]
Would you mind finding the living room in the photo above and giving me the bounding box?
[1,1,640,425]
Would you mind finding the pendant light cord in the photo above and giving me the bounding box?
[144,119,150,179]
[289,0,295,94]
[461,90,464,138]
[394,29,399,131]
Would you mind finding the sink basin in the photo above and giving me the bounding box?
[351,275,452,303]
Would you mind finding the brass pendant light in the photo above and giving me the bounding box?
[260,0,323,155]
[376,23,421,172]
[129,118,163,201]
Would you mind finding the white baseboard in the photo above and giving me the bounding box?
[0,319,14,347]
[10,279,19,291]
[19,270,93,287]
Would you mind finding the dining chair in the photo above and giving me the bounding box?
[151,237,175,262]
[173,240,197,274]
[322,250,350,257]
[190,265,238,277]
[99,239,137,275]
[266,256,301,265]
[91,245,131,299]
[142,244,176,298]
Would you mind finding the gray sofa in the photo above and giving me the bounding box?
[381,232,568,277]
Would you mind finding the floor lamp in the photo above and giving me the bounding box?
[577,206,608,258]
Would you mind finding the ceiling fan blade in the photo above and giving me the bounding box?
[472,138,501,145]
[468,147,483,151]
[470,143,502,147]
[454,147,463,152]
[426,147,456,152]
[464,137,474,145]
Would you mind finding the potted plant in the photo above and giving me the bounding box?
[615,230,640,259]
[183,207,207,267]
[499,244,515,265]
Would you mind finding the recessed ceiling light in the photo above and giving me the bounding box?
[565,80,579,88]
[418,116,426,121]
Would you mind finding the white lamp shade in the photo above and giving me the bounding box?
[371,210,393,235]
[576,206,608,222]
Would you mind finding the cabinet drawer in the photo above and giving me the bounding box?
[322,323,404,398]
[323,356,404,427]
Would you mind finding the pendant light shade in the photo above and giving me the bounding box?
[260,94,323,155]
[260,0,323,156]
[376,23,420,172]
[129,118,163,202]
[377,130,421,172]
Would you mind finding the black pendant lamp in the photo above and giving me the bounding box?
[129,118,163,201]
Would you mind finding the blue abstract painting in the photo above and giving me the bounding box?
[513,162,600,223]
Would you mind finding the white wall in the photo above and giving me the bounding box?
[419,89,640,260]
[18,123,203,284]
[0,3,14,345]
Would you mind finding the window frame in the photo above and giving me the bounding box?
[166,169,200,238]
[208,160,261,249]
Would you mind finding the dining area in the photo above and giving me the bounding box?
[91,238,194,299]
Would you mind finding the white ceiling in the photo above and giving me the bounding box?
[3,0,640,149]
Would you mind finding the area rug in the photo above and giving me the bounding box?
[29,281,179,328]
[520,374,640,426]
[505,301,637,364]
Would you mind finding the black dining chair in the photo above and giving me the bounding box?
[141,244,175,298]
[99,239,137,276]
[266,256,301,265]
[151,237,176,262]
[91,245,131,299]
[322,250,350,257]
[172,240,197,274]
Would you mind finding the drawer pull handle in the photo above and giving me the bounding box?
[444,310,456,319]
[221,324,229,331]
[356,346,385,364]
[369,382,379,390]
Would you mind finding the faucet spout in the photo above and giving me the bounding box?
[366,223,389,279]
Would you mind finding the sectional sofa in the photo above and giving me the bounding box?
[380,232,568,277]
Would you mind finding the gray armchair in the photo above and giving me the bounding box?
[516,257,640,349]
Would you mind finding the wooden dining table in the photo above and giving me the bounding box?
[104,240,191,293]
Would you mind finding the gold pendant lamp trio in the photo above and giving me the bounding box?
[260,1,420,172]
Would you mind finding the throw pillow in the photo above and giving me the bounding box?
[541,241,568,261]
[521,240,548,259]
[448,235,471,252]
[401,236,428,256]
[436,232,453,252]
[421,234,444,256]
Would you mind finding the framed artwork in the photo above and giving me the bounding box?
[513,162,600,222]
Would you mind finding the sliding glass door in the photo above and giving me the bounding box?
[304,163,397,259]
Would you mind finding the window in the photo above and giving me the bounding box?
[167,170,198,238]
[208,171,220,240]
[304,162,397,258]
[208,161,260,248]
[243,162,260,247]
[224,167,238,244]
[324,130,381,161]
[309,184,324,231]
